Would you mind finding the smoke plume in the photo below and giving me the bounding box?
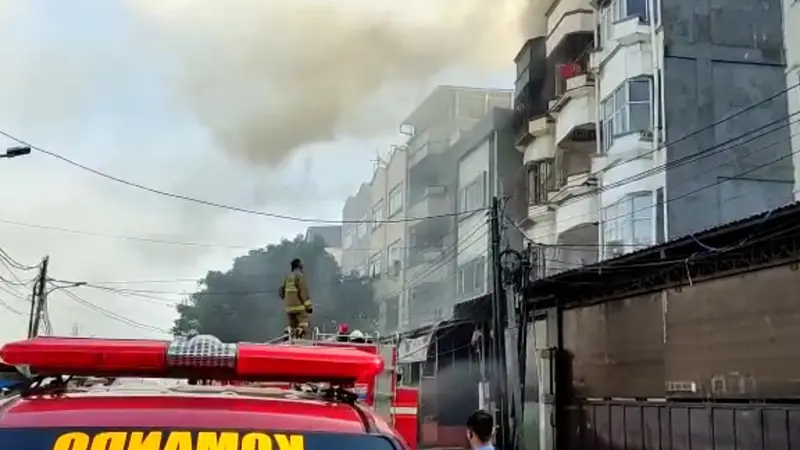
[127,0,528,166]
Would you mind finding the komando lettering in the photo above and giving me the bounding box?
[52,430,305,450]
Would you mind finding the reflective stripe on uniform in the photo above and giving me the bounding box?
[286,305,306,312]
[391,406,418,415]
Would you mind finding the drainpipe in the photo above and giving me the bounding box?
[646,0,666,242]
[592,6,605,262]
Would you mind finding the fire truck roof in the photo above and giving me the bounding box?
[0,384,377,432]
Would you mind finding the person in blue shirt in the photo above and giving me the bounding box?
[466,409,495,450]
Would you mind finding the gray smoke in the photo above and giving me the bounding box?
[127,0,528,166]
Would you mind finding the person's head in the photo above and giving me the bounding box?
[466,409,494,448]
[290,258,303,271]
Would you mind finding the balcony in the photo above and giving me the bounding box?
[408,139,449,168]
[549,74,597,147]
[407,247,446,268]
[551,172,600,235]
[613,16,651,46]
[516,114,557,150]
[545,0,594,57]
[591,16,651,70]
[407,185,448,220]
[525,203,556,228]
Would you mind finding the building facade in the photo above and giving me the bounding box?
[453,109,523,303]
[400,86,514,330]
[341,184,371,276]
[367,148,407,334]
[515,0,794,270]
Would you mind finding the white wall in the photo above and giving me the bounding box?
[457,141,490,267]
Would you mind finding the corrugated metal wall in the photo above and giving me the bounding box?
[561,264,800,398]
[568,400,800,450]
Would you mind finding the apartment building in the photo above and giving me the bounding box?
[401,86,514,330]
[453,108,523,303]
[516,0,793,268]
[341,183,371,276]
[304,226,343,266]
[339,151,407,333]
[366,148,407,334]
[788,0,800,197]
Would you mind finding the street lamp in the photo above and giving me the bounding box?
[1,146,31,159]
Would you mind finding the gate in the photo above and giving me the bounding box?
[570,399,800,450]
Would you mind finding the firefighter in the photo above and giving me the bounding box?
[279,258,313,339]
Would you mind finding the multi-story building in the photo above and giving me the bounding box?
[788,0,800,196]
[341,184,371,276]
[304,226,343,266]
[516,0,794,269]
[366,148,407,334]
[401,86,514,330]
[453,108,523,303]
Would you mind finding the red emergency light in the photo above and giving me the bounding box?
[0,335,383,384]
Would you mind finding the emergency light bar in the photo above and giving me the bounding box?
[0,335,383,383]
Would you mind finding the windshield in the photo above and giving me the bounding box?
[0,428,399,450]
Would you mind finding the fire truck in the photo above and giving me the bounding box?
[0,333,420,450]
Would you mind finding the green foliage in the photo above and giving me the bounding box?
[172,234,377,341]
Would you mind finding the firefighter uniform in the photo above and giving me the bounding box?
[280,270,313,339]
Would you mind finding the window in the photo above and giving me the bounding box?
[603,192,653,257]
[387,240,403,275]
[601,78,652,151]
[528,159,554,205]
[356,216,368,238]
[388,184,403,216]
[458,256,487,295]
[372,200,384,229]
[459,172,487,213]
[370,252,383,277]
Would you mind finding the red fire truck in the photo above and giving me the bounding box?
[0,334,420,450]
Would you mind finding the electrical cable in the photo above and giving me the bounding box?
[533,111,800,230]
[58,286,171,334]
[519,121,800,246]
[597,82,800,173]
[0,127,486,224]
[0,295,26,316]
[0,247,39,271]
[0,211,468,253]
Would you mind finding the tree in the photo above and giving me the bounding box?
[172,234,376,342]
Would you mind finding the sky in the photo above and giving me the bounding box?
[0,0,526,342]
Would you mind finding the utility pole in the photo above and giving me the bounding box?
[489,197,511,450]
[28,256,49,338]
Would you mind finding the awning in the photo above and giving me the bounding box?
[396,319,477,364]
[397,333,433,364]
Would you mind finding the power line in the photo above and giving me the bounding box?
[542,111,800,220]
[0,246,40,271]
[57,286,171,334]
[598,82,800,173]
[0,213,467,252]
[0,127,484,224]
[522,118,800,245]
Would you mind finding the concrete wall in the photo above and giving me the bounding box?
[662,0,794,237]
[562,263,800,398]
[373,149,407,331]
[341,185,371,275]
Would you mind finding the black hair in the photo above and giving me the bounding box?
[466,409,494,444]
[290,258,302,270]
